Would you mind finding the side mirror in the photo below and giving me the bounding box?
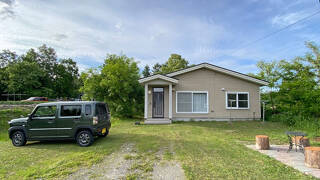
[27,114,32,120]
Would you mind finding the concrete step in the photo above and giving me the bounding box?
[144,119,172,124]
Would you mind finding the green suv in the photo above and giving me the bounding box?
[8,101,111,147]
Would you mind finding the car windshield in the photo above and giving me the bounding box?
[26,97,35,100]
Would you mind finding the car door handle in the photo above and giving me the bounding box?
[48,120,54,124]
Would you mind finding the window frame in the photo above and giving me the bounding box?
[225,92,250,110]
[59,104,82,118]
[176,91,209,114]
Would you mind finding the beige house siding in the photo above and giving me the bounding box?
[171,68,261,120]
[145,68,261,121]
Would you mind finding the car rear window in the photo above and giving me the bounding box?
[61,105,82,116]
[95,104,107,115]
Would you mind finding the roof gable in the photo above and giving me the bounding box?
[166,63,269,86]
[138,74,178,84]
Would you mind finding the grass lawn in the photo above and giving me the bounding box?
[0,107,317,179]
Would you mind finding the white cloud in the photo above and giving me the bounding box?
[271,11,306,27]
[0,0,318,75]
[0,0,16,19]
[0,0,228,67]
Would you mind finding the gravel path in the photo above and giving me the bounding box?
[67,142,186,180]
[152,161,186,180]
[67,143,136,180]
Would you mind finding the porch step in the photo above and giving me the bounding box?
[144,119,172,124]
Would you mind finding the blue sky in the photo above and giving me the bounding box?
[0,0,319,73]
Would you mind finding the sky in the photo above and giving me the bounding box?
[0,0,319,73]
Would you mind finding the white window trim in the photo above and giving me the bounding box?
[225,92,250,110]
[176,91,209,113]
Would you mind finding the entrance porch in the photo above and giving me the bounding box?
[139,74,178,124]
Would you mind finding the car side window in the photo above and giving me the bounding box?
[85,104,92,115]
[33,106,56,117]
[61,105,82,117]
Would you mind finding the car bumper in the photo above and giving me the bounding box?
[93,122,111,136]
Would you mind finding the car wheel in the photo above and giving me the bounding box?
[76,130,94,147]
[11,131,26,147]
[99,130,109,137]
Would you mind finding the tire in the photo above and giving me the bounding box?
[11,131,26,147]
[99,130,109,138]
[76,130,94,147]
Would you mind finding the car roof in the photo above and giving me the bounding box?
[37,101,103,106]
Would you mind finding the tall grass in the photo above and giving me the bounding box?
[269,113,320,137]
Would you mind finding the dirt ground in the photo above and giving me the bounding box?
[67,143,186,180]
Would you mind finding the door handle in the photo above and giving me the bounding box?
[48,120,54,124]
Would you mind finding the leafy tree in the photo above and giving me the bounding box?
[256,60,281,112]
[0,50,17,99]
[81,54,143,117]
[278,59,319,116]
[0,50,17,68]
[152,63,162,74]
[21,48,38,63]
[6,61,49,96]
[160,54,189,74]
[80,69,103,101]
[304,41,320,84]
[54,58,80,98]
[0,44,81,99]
[142,65,151,77]
[37,44,58,74]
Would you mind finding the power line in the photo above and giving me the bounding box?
[214,8,320,59]
[241,10,320,48]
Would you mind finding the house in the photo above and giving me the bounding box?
[138,63,269,124]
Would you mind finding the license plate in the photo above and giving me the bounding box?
[102,128,106,134]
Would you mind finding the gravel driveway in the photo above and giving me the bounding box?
[67,143,186,180]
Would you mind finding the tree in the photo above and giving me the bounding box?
[0,44,81,99]
[160,54,189,74]
[0,50,17,99]
[0,50,17,68]
[152,63,162,74]
[21,48,38,63]
[142,65,151,77]
[54,58,80,98]
[80,69,103,101]
[256,60,281,112]
[304,41,320,84]
[6,61,49,96]
[278,59,319,116]
[81,54,143,117]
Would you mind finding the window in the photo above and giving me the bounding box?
[85,104,92,115]
[226,92,249,109]
[61,105,82,116]
[176,92,208,113]
[95,104,107,115]
[33,106,56,117]
[153,88,164,92]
